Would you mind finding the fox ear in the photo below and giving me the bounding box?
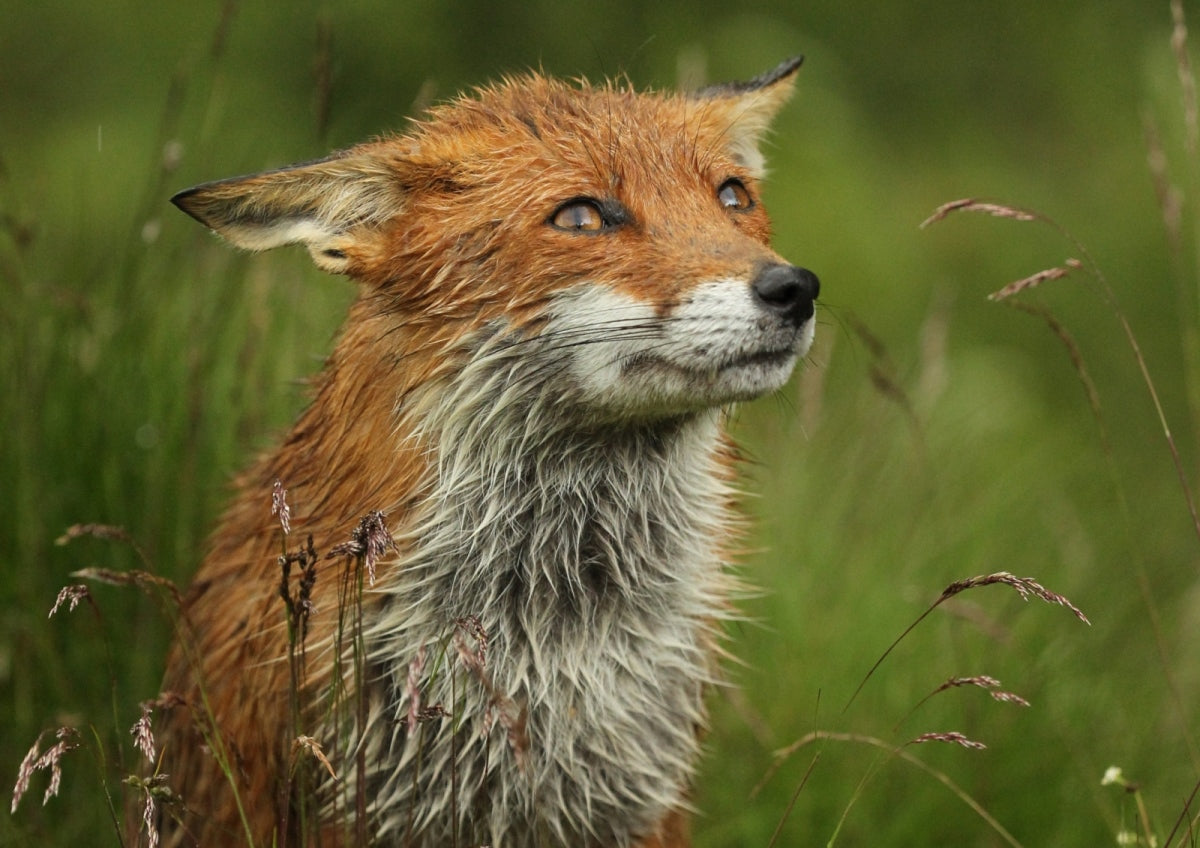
[172,150,405,275]
[697,56,804,177]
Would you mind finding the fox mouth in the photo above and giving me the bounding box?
[718,346,797,372]
[623,344,798,379]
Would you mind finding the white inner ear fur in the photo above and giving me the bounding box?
[226,217,336,252]
[727,137,767,179]
[710,81,796,178]
[216,217,355,274]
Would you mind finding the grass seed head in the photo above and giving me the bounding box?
[987,258,1082,302]
[132,701,157,763]
[292,735,337,781]
[920,198,1039,229]
[405,645,428,734]
[989,689,1031,707]
[327,510,395,586]
[11,732,45,813]
[271,479,292,536]
[48,584,90,618]
[909,731,987,751]
[939,571,1090,625]
[12,727,81,812]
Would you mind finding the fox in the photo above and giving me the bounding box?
[156,56,818,847]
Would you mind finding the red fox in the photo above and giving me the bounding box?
[158,56,817,847]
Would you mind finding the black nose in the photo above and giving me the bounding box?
[751,263,820,325]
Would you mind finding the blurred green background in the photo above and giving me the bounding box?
[3,1,1199,845]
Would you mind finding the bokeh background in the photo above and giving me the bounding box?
[3,1,1199,845]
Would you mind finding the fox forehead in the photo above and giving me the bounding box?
[359,78,780,304]
[404,76,754,190]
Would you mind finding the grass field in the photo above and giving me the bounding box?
[3,1,1199,845]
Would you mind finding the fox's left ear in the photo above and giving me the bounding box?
[696,56,803,177]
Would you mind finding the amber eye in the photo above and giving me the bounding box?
[550,200,606,233]
[717,178,754,212]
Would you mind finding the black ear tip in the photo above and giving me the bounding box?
[170,186,209,225]
[777,55,805,77]
[752,55,805,89]
[695,54,806,98]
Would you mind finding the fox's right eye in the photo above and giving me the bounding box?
[550,199,606,233]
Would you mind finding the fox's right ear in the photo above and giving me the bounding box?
[172,151,406,275]
[697,56,804,178]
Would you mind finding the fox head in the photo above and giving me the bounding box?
[174,57,817,421]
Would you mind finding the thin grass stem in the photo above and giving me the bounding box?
[771,731,1024,848]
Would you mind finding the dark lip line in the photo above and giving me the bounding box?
[622,346,798,377]
[721,347,797,370]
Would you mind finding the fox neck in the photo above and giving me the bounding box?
[341,322,741,845]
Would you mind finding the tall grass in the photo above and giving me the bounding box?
[696,6,1200,845]
[1,9,352,843]
[4,2,1200,846]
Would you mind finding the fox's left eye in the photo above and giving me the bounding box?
[550,199,607,233]
[717,178,754,212]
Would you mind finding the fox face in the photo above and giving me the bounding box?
[174,58,817,424]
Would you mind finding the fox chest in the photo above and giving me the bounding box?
[345,415,731,846]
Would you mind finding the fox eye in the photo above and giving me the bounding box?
[550,199,606,233]
[717,178,754,212]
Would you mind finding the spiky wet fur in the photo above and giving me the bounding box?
[356,322,741,845]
